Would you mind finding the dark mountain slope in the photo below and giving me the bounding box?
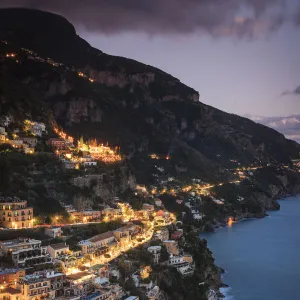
[0,8,299,185]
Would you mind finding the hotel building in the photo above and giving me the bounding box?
[0,197,33,229]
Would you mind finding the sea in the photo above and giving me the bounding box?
[202,194,300,300]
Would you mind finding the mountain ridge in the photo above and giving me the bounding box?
[0,7,299,184]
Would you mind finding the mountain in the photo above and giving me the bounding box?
[246,115,300,143]
[0,8,300,298]
[0,8,300,214]
[1,8,299,183]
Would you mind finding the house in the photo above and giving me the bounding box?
[153,228,169,241]
[23,145,35,154]
[47,243,69,259]
[0,127,7,143]
[168,255,194,276]
[147,246,161,264]
[0,197,33,229]
[163,240,179,256]
[83,161,97,167]
[9,138,24,149]
[142,204,155,212]
[20,136,38,147]
[0,268,25,285]
[113,225,137,249]
[155,199,162,207]
[16,270,65,299]
[78,231,118,255]
[69,210,102,222]
[0,238,52,268]
[64,271,95,299]
[62,160,78,170]
[0,286,22,300]
[47,138,66,150]
[45,227,62,238]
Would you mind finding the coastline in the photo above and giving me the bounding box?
[204,192,300,300]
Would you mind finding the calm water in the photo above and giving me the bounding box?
[202,195,300,300]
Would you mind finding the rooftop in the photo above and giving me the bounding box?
[48,242,68,250]
[0,196,25,203]
[66,271,93,281]
[1,287,22,295]
[89,231,114,243]
[0,268,23,275]
[0,238,40,246]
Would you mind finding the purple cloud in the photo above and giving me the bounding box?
[0,0,287,38]
[282,86,300,96]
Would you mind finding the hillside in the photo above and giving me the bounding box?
[0,8,300,218]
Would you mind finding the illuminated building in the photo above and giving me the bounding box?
[0,238,52,268]
[78,232,118,255]
[0,197,33,229]
[0,268,25,285]
[47,138,66,150]
[64,271,95,298]
[47,243,69,259]
[17,270,65,299]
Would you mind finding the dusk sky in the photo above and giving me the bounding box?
[1,0,300,118]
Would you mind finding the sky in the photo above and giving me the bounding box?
[0,0,300,138]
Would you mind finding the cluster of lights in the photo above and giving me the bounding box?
[149,153,171,160]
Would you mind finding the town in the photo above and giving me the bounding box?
[1,37,300,300]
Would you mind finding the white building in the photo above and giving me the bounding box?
[0,238,52,268]
[45,227,62,238]
[47,243,69,259]
[147,246,161,264]
[78,231,117,255]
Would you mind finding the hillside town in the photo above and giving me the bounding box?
[0,193,201,300]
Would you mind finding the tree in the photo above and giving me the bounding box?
[0,155,11,191]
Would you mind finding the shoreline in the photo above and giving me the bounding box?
[205,193,300,300]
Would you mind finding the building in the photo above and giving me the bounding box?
[147,246,161,264]
[153,228,169,241]
[83,161,98,167]
[47,138,66,150]
[20,136,38,147]
[47,243,69,259]
[64,271,95,299]
[168,255,194,277]
[0,238,52,268]
[62,159,78,170]
[142,204,155,212]
[113,226,133,249]
[23,145,35,154]
[69,210,102,223]
[17,270,65,299]
[0,197,33,229]
[0,268,25,285]
[163,240,179,256]
[0,286,22,300]
[45,227,62,238]
[9,138,24,149]
[0,127,7,143]
[78,232,118,255]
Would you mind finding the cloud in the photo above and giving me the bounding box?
[282,86,300,96]
[248,114,300,142]
[0,0,287,38]
[295,7,300,26]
